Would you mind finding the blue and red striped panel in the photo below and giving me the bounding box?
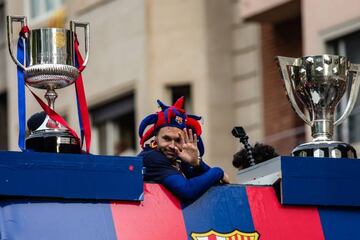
[111,184,360,240]
[1,184,360,239]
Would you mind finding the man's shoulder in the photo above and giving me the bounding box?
[138,148,169,165]
[138,147,180,183]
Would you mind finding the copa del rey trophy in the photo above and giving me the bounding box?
[277,55,360,158]
[7,16,90,153]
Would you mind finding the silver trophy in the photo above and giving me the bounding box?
[7,15,89,153]
[276,55,360,158]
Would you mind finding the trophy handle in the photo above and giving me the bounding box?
[334,63,360,126]
[276,56,312,126]
[6,15,27,71]
[70,21,90,71]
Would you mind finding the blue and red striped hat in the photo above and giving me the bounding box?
[138,97,204,156]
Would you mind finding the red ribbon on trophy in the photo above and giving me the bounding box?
[74,35,91,153]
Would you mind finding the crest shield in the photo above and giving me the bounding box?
[191,230,259,240]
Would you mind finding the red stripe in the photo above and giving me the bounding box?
[110,183,187,240]
[246,186,325,240]
[74,39,91,153]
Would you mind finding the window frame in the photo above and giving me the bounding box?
[24,0,64,23]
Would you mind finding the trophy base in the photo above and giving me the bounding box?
[292,141,357,158]
[26,131,81,154]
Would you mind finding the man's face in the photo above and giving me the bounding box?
[155,126,184,160]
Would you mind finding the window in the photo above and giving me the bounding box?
[168,84,193,113]
[327,30,360,143]
[28,0,64,20]
[90,93,136,156]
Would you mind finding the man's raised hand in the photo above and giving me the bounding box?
[175,128,200,166]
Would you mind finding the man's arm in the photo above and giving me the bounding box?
[161,167,224,201]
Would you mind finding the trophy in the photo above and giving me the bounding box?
[7,16,89,153]
[276,55,360,158]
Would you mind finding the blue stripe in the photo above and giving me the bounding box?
[0,199,117,240]
[181,185,255,239]
[319,207,360,240]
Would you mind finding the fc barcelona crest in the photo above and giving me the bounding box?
[175,115,183,124]
[191,229,259,240]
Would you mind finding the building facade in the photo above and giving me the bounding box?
[2,0,264,180]
[4,0,359,180]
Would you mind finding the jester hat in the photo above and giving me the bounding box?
[139,97,204,156]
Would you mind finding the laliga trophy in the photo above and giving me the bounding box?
[7,16,89,153]
[276,55,360,158]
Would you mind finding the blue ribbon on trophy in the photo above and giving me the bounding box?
[16,26,29,151]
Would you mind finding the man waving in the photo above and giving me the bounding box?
[138,97,229,201]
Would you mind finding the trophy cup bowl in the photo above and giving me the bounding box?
[25,28,79,89]
[7,16,90,153]
[276,55,360,158]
